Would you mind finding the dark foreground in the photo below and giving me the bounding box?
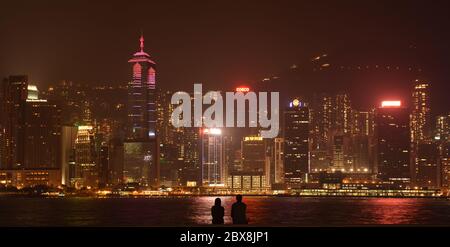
[1,196,450,226]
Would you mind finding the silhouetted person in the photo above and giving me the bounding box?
[231,195,248,224]
[211,198,225,224]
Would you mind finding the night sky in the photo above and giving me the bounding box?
[1,0,449,112]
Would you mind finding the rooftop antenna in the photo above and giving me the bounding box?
[139,29,144,53]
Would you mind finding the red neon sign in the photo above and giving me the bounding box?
[236,86,250,92]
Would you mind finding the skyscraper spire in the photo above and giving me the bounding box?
[140,31,144,53]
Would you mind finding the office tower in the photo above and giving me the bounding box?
[334,93,352,134]
[156,89,180,185]
[226,135,270,191]
[241,136,266,174]
[201,128,225,187]
[411,81,432,144]
[127,34,156,140]
[351,110,374,172]
[61,125,78,186]
[156,89,176,146]
[375,101,411,187]
[74,125,97,188]
[352,111,374,137]
[178,127,201,186]
[272,137,284,184]
[440,142,450,189]
[0,81,7,169]
[98,144,109,188]
[310,94,332,150]
[109,138,124,185]
[223,135,234,187]
[331,133,345,171]
[436,114,449,142]
[415,143,439,188]
[0,76,28,169]
[283,99,310,185]
[125,34,159,186]
[23,97,62,169]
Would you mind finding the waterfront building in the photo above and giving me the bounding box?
[201,128,225,187]
[415,143,440,189]
[375,101,411,187]
[283,99,310,185]
[125,34,159,186]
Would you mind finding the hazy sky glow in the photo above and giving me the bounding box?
[1,0,449,112]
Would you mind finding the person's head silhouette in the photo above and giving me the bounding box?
[236,195,243,202]
[214,198,221,206]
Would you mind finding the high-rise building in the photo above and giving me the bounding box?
[23,97,62,169]
[108,138,124,186]
[201,128,225,187]
[98,144,109,188]
[436,114,450,142]
[283,99,310,185]
[440,142,450,189]
[127,34,157,140]
[411,81,432,144]
[241,136,266,174]
[310,94,332,150]
[331,133,345,171]
[351,110,375,172]
[240,135,270,186]
[178,127,201,186]
[375,101,411,187]
[61,125,78,186]
[415,143,440,189]
[74,125,97,188]
[272,137,284,184]
[125,34,159,186]
[0,75,28,169]
[334,93,352,134]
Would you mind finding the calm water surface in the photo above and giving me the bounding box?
[0,197,450,226]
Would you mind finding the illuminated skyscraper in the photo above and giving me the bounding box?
[334,93,352,134]
[375,101,411,187]
[351,110,375,172]
[201,128,225,187]
[283,99,310,185]
[411,81,431,144]
[61,125,77,186]
[311,94,332,150]
[74,125,97,188]
[127,34,157,140]
[125,34,159,186]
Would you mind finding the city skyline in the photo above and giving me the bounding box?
[1,0,450,231]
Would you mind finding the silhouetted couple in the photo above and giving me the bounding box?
[211,195,248,225]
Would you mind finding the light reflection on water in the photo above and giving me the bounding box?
[0,197,449,226]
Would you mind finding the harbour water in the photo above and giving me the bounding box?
[1,196,450,226]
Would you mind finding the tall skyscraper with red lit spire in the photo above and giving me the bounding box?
[124,34,159,186]
[127,33,157,141]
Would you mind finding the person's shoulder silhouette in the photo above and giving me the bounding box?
[231,195,248,224]
[211,198,224,224]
